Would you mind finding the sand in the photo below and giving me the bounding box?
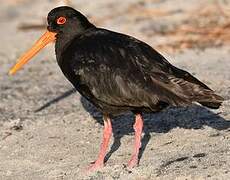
[0,0,229,179]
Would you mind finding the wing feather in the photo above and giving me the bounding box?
[62,29,221,110]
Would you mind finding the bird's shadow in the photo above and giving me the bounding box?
[35,88,230,164]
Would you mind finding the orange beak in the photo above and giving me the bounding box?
[9,30,57,75]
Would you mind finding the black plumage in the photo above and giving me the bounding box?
[51,7,223,115]
[10,6,224,170]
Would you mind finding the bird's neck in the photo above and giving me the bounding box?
[55,25,96,61]
[55,32,75,58]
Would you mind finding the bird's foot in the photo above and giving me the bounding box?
[127,155,138,168]
[85,161,104,172]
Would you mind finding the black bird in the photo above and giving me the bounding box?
[9,6,224,171]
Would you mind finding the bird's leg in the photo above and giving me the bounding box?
[87,115,112,171]
[127,113,143,168]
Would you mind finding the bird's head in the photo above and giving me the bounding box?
[9,6,94,75]
[47,6,94,36]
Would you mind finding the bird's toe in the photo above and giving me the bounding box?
[127,156,139,168]
[85,161,104,173]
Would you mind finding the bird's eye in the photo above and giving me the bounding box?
[57,17,67,25]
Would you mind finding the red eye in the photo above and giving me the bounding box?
[57,17,67,25]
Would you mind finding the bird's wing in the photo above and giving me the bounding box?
[63,29,218,109]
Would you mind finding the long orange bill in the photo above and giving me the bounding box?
[9,30,57,75]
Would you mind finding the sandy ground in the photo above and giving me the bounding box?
[0,0,230,179]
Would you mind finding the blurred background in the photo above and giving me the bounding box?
[0,0,230,179]
[1,0,230,53]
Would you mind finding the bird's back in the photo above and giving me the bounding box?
[57,28,224,114]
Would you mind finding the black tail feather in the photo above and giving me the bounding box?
[171,66,224,109]
[197,93,224,109]
[199,101,223,109]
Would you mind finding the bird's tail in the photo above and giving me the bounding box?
[195,92,224,109]
[170,66,224,109]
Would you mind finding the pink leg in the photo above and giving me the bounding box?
[87,115,112,171]
[127,113,143,168]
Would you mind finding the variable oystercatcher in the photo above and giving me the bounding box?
[9,6,224,171]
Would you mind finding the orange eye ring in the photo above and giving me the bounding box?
[57,17,67,25]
